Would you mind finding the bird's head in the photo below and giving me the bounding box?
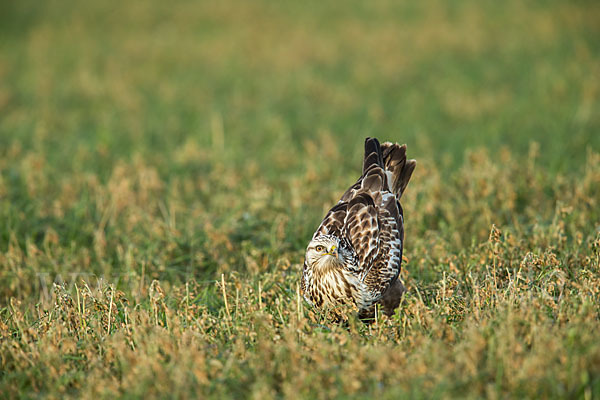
[304,235,343,272]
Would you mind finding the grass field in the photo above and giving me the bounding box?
[1,0,600,398]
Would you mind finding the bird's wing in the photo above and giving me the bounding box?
[342,138,405,301]
[312,202,348,239]
[361,192,403,298]
[343,190,381,273]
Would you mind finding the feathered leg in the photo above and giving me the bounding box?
[379,278,406,316]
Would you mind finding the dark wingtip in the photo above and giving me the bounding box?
[363,137,383,173]
[364,137,380,151]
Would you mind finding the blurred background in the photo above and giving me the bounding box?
[1,0,598,170]
[0,0,599,291]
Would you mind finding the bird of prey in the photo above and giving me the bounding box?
[301,137,416,320]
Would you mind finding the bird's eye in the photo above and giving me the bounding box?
[315,245,325,252]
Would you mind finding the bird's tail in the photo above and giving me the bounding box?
[380,141,416,199]
[362,137,416,198]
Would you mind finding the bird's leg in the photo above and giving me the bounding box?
[380,279,406,317]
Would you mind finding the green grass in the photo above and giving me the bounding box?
[1,0,599,398]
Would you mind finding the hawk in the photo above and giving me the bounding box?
[301,137,416,320]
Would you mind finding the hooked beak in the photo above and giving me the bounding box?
[326,245,338,257]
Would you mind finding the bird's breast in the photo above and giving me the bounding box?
[304,266,369,310]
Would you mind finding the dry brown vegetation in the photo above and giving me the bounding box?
[1,144,599,398]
